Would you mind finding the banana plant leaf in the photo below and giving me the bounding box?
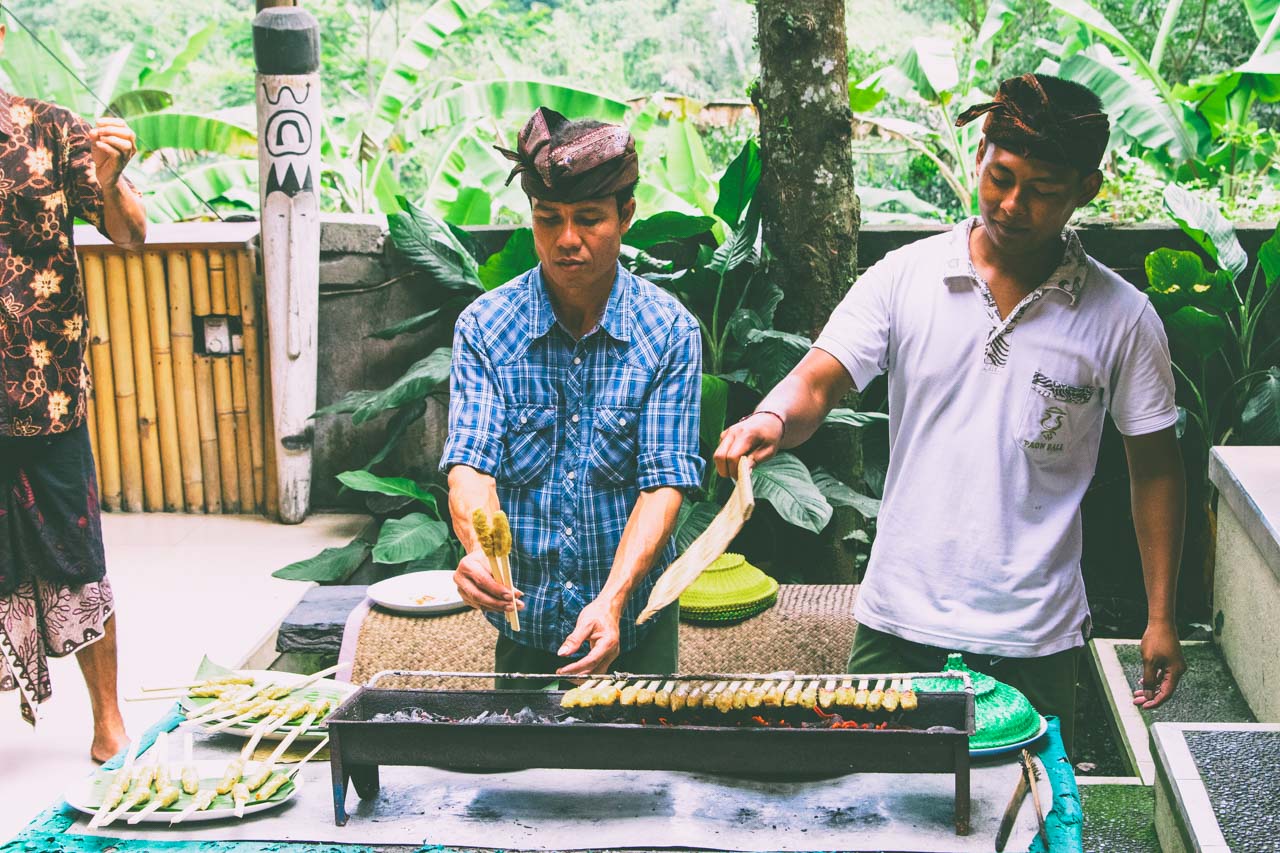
[130,112,258,159]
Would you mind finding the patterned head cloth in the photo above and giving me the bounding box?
[495,107,639,202]
[956,73,1111,174]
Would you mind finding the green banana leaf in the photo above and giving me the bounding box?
[130,112,258,158]
[144,159,257,222]
[411,79,627,135]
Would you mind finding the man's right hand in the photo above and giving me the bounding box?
[454,549,524,614]
[713,412,785,479]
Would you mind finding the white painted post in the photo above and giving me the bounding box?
[254,7,320,523]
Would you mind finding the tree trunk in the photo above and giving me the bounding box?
[756,1,862,582]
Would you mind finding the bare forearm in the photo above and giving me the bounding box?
[598,487,684,615]
[756,350,853,448]
[446,465,499,552]
[101,182,147,251]
[1131,472,1184,624]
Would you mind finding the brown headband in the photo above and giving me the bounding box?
[495,107,639,202]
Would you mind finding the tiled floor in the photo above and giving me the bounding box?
[0,511,367,843]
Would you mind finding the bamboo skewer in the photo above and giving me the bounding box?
[236,249,266,512]
[166,250,204,511]
[88,737,139,828]
[103,253,144,511]
[473,510,519,630]
[83,253,122,511]
[189,251,222,513]
[225,257,254,508]
[143,250,183,511]
[1022,750,1047,842]
[124,253,163,511]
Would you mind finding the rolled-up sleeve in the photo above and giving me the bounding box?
[439,311,505,476]
[636,317,704,491]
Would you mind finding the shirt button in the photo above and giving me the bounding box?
[564,527,573,537]
[520,415,528,424]
[618,417,627,426]
[573,357,582,365]
[564,580,574,590]
[567,470,576,480]
[571,413,580,423]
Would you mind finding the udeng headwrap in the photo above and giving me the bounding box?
[495,107,639,202]
[956,73,1110,174]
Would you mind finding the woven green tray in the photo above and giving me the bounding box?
[916,653,1043,750]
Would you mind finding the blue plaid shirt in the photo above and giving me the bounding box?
[440,263,704,655]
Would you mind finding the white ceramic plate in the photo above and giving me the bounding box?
[67,759,296,825]
[970,715,1049,757]
[367,570,468,615]
[179,670,354,741]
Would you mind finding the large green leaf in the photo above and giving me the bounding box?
[700,374,729,451]
[1258,223,1280,287]
[708,203,761,276]
[139,22,218,93]
[822,409,891,429]
[1144,248,1237,313]
[272,537,371,582]
[109,89,175,118]
[1056,46,1202,162]
[412,79,628,134]
[751,453,833,533]
[144,159,257,222]
[1,28,94,115]
[372,513,451,564]
[896,37,960,102]
[336,471,438,511]
[1243,0,1280,45]
[625,212,715,250]
[441,186,492,226]
[973,0,1018,65]
[661,112,716,210]
[1241,368,1280,444]
[714,139,760,228]
[369,306,448,340]
[811,467,881,519]
[744,328,810,392]
[130,112,257,158]
[675,501,720,553]
[387,198,484,294]
[478,228,537,290]
[352,347,453,424]
[1162,185,1248,279]
[364,0,497,150]
[1164,306,1230,360]
[365,398,429,470]
[314,390,381,418]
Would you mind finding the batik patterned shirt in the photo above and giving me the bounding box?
[441,263,704,655]
[0,89,120,437]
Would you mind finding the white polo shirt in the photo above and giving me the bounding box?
[814,219,1178,658]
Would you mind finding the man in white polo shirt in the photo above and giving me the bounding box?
[714,73,1186,754]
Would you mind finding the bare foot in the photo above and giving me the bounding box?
[90,725,129,764]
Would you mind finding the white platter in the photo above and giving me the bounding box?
[367,569,468,615]
[179,669,354,741]
[66,759,296,824]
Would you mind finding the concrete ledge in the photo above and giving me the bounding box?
[1151,722,1280,853]
[1090,639,1153,783]
[1210,446,1280,584]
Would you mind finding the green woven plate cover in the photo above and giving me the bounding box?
[915,653,1043,750]
[679,553,779,613]
[680,590,779,624]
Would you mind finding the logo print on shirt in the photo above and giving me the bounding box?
[1039,406,1067,441]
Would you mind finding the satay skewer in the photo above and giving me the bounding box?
[180,733,200,795]
[127,785,180,824]
[473,509,520,631]
[169,789,218,825]
[142,674,256,692]
[89,738,139,827]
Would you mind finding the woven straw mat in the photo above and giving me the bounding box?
[351,584,860,688]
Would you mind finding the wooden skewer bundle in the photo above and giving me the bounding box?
[561,676,920,715]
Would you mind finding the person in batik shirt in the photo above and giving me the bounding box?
[0,13,147,762]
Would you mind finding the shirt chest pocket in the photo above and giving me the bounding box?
[5,190,68,255]
[501,405,556,487]
[1014,370,1104,465]
[589,404,640,486]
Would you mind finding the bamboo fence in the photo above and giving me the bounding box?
[76,242,272,517]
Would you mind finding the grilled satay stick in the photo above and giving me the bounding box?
[733,681,754,711]
[900,678,919,711]
[592,680,622,707]
[800,680,820,709]
[254,772,290,802]
[216,759,245,795]
[670,681,691,712]
[764,681,785,707]
[655,680,676,709]
[715,680,740,713]
[835,678,856,707]
[153,732,173,792]
[170,789,218,825]
[686,680,708,709]
[748,680,769,708]
[244,762,274,792]
[636,680,658,706]
[882,679,901,713]
[207,698,278,734]
[144,674,256,693]
[783,680,803,707]
[128,784,180,825]
[867,679,886,712]
[265,697,331,765]
[90,738,140,827]
[853,679,870,709]
[183,685,268,726]
[819,679,837,710]
[180,734,200,795]
[98,783,151,828]
[619,680,643,706]
[492,512,520,632]
[131,760,158,794]
[560,679,598,708]
[232,782,251,818]
[473,509,520,631]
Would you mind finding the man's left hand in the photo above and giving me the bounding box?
[556,599,622,676]
[90,117,136,189]
[1133,621,1185,709]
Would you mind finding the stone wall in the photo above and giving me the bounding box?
[310,215,1277,507]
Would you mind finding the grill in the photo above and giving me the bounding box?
[327,669,977,835]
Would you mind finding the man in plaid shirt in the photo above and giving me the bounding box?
[442,108,703,686]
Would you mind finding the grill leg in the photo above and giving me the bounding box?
[351,763,381,800]
[331,751,350,826]
[954,741,971,836]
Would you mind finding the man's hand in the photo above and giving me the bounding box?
[713,412,784,479]
[453,549,523,614]
[1132,621,1185,709]
[556,599,622,676]
[90,117,136,190]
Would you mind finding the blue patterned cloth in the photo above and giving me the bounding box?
[441,263,703,655]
